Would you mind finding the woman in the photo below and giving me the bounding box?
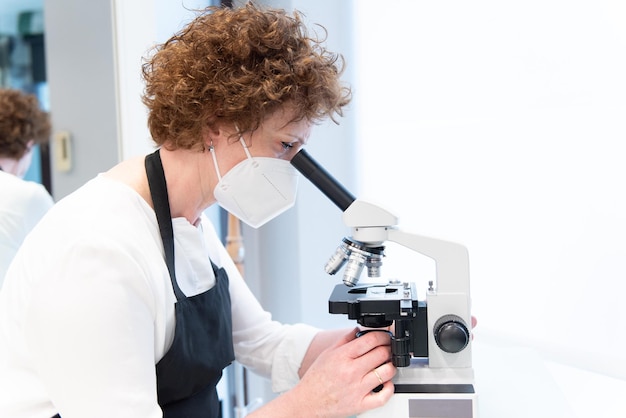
[0,88,53,285]
[0,3,395,417]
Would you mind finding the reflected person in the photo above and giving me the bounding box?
[0,88,53,286]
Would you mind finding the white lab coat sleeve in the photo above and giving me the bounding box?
[23,238,163,418]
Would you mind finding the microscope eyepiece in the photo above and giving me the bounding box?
[290,149,356,212]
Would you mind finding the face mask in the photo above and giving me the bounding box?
[209,137,299,228]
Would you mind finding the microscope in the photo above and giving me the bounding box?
[291,150,478,418]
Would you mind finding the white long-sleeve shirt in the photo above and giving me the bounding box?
[0,174,318,418]
[0,170,54,286]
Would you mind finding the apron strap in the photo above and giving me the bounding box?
[145,149,186,301]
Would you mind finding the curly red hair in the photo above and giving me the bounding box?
[0,89,51,159]
[141,2,351,150]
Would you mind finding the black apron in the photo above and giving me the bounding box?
[147,149,235,417]
[52,150,234,418]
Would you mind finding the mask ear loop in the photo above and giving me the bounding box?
[234,123,253,160]
[239,137,253,159]
[210,125,255,181]
[208,141,223,181]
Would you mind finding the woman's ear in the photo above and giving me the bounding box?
[209,122,239,140]
[202,123,222,149]
[215,123,242,146]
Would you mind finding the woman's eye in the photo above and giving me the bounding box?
[281,142,294,150]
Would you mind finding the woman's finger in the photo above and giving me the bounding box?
[342,329,391,359]
[365,361,396,392]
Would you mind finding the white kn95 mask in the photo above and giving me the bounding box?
[209,136,299,228]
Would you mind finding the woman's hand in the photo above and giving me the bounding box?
[247,327,395,418]
[288,327,396,417]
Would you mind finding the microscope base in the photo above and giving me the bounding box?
[359,385,478,418]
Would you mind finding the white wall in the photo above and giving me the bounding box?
[353,0,626,381]
[112,0,156,162]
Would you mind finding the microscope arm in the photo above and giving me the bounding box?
[387,229,470,295]
[343,199,470,295]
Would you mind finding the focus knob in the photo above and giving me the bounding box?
[434,315,470,353]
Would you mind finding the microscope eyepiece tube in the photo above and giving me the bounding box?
[290,149,356,212]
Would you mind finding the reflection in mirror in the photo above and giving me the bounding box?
[0,1,50,193]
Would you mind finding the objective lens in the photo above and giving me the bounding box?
[343,252,366,287]
[326,238,385,286]
[366,253,383,278]
[324,243,350,275]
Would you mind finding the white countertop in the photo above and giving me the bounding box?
[472,334,626,418]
